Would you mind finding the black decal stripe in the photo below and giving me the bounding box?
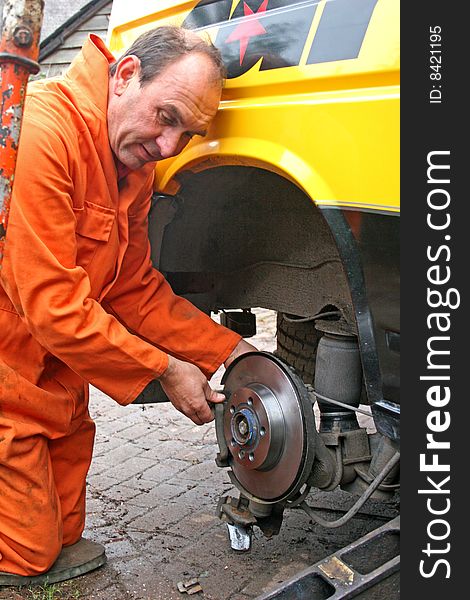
[214,0,317,79]
[307,0,379,64]
[182,0,232,30]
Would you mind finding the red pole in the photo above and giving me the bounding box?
[0,0,44,268]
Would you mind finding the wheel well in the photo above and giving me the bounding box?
[150,166,355,331]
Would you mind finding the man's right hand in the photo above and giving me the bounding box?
[158,356,225,425]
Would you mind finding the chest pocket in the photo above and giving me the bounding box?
[74,201,116,268]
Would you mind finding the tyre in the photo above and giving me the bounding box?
[275,312,322,385]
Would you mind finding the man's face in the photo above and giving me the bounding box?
[108,52,222,170]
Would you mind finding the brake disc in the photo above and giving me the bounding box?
[219,351,316,502]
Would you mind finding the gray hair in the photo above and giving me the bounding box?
[109,26,226,86]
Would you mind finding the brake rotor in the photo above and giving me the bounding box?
[219,351,316,502]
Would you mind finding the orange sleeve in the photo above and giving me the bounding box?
[102,182,242,379]
[1,115,169,405]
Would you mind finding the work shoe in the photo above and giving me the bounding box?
[0,538,106,587]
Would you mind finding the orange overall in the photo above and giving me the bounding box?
[0,35,241,575]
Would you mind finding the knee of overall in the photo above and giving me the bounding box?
[0,527,62,576]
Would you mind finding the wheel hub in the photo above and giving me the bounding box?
[226,383,285,471]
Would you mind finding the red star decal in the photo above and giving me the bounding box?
[225,0,269,65]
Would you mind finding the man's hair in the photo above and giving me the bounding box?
[109,26,226,86]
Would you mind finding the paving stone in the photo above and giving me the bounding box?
[116,503,151,526]
[175,444,217,462]
[88,473,121,491]
[87,494,105,513]
[126,530,153,545]
[128,482,183,508]
[156,557,218,595]
[129,502,193,532]
[138,532,189,565]
[94,434,125,452]
[178,460,230,485]
[111,555,183,600]
[140,458,189,483]
[122,427,179,446]
[104,455,158,482]
[88,455,115,476]
[141,439,194,460]
[142,529,189,554]
[86,511,111,529]
[103,537,140,560]
[94,441,144,464]
[102,483,143,503]
[171,484,220,511]
[167,510,220,541]
[174,424,217,444]
[113,421,157,441]
[121,474,157,493]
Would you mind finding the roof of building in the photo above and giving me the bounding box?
[0,0,94,43]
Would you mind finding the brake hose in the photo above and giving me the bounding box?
[298,451,400,529]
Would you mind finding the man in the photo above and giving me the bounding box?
[0,27,255,583]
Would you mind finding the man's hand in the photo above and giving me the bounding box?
[224,339,258,370]
[159,356,224,425]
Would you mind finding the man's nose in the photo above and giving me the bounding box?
[156,131,185,159]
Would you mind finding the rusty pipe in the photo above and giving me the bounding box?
[0,0,44,268]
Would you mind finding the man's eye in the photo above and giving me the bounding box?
[159,111,175,126]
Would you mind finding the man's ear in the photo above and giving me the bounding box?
[111,55,141,95]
